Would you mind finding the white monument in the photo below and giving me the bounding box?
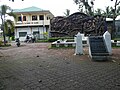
[75,32,83,55]
[103,31,112,55]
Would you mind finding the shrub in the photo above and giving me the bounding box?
[37,39,48,42]
[10,36,15,41]
[0,40,11,47]
[113,38,120,41]
[11,36,15,40]
[48,37,74,42]
[0,40,3,46]
[48,38,59,42]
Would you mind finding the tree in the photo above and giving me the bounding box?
[64,9,70,17]
[94,8,102,15]
[0,5,16,45]
[116,6,120,16]
[73,0,95,15]
[4,19,15,41]
[98,6,120,18]
[102,6,113,18]
[110,0,120,38]
[103,6,120,18]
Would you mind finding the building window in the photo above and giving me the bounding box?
[18,16,26,21]
[39,15,44,20]
[18,16,21,21]
[23,16,26,21]
[47,16,50,20]
[32,15,37,21]
[33,31,39,35]
[19,32,27,37]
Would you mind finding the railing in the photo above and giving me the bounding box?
[15,20,50,26]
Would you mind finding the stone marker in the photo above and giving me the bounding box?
[103,31,112,55]
[75,32,83,55]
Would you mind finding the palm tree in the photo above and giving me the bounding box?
[73,0,95,16]
[4,20,15,42]
[102,6,120,18]
[102,6,112,18]
[0,5,16,45]
[94,8,102,15]
[64,9,70,17]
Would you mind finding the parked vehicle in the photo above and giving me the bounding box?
[16,38,20,47]
[24,34,36,43]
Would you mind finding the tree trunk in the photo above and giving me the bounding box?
[1,15,6,45]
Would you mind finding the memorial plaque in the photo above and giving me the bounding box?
[89,36,109,56]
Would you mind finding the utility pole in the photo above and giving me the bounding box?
[1,15,6,45]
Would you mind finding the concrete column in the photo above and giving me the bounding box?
[103,31,112,54]
[74,36,76,43]
[15,29,17,38]
[75,32,83,55]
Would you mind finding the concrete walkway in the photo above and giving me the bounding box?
[0,43,120,90]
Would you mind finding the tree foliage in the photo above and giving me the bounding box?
[94,8,102,15]
[0,5,16,44]
[64,9,70,17]
[73,0,120,18]
[94,6,120,18]
[4,19,15,36]
[73,0,95,15]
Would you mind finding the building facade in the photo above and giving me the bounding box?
[13,6,54,41]
[115,15,120,38]
[105,17,120,38]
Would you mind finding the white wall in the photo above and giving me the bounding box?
[15,26,47,41]
[32,27,46,39]
[15,27,30,41]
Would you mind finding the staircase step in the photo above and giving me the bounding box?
[89,36,109,60]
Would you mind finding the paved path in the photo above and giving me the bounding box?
[0,43,120,90]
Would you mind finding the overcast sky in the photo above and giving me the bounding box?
[0,0,115,16]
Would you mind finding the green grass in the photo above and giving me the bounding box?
[36,39,49,42]
[0,44,11,47]
[112,46,120,48]
[36,37,74,43]
[113,38,120,41]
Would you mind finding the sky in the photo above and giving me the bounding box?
[0,0,115,16]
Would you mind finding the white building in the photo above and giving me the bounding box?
[115,15,120,37]
[13,6,54,41]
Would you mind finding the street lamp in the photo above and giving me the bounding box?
[111,0,120,38]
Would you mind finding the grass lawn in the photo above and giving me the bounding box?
[112,46,120,48]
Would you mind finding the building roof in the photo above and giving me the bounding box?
[13,6,49,13]
[106,18,113,21]
[116,15,120,20]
